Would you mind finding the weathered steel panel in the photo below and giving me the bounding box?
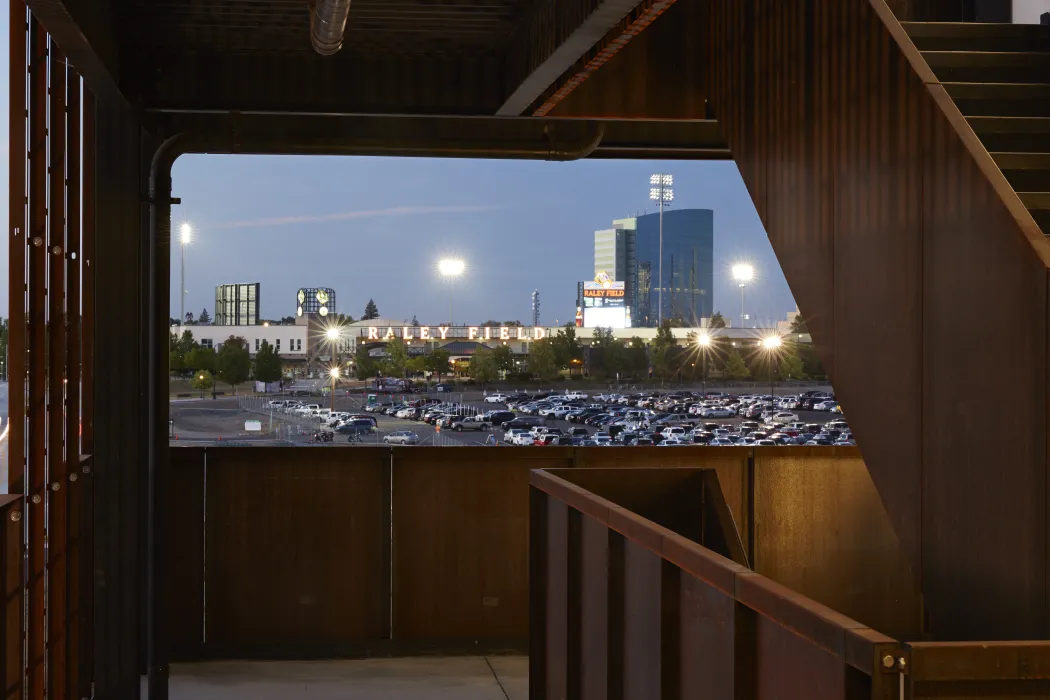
[392,449,570,642]
[166,448,205,660]
[204,448,388,653]
[1,495,22,700]
[679,572,737,699]
[580,516,609,700]
[544,498,568,700]
[623,539,661,700]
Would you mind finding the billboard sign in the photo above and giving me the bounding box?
[582,280,625,308]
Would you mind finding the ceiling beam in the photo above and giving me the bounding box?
[499,0,644,116]
[148,112,729,161]
[25,0,127,108]
[134,51,506,116]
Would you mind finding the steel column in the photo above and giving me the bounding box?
[45,39,69,700]
[25,16,47,700]
[79,89,95,700]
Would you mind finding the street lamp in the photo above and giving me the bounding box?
[696,332,711,397]
[732,263,754,328]
[761,335,782,401]
[179,223,192,328]
[197,373,204,399]
[438,257,466,325]
[329,366,340,411]
[649,174,674,326]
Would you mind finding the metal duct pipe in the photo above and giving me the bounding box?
[311,0,352,56]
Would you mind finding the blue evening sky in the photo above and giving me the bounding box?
[0,6,798,326]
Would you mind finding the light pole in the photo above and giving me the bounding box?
[438,258,466,325]
[696,332,711,398]
[732,263,754,328]
[179,223,192,328]
[329,367,340,412]
[762,335,782,401]
[197,373,205,399]
[649,174,674,326]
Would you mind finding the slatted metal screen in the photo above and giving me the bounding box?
[6,4,95,699]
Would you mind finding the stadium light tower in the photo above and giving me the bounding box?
[179,223,192,328]
[732,262,754,328]
[649,174,674,325]
[438,258,466,325]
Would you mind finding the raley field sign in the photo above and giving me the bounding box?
[366,325,549,341]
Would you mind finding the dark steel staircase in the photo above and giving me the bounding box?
[905,21,1050,233]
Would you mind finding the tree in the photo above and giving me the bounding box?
[216,336,251,392]
[551,323,584,370]
[776,346,805,380]
[799,344,825,378]
[363,299,380,320]
[254,340,282,383]
[492,344,515,375]
[503,320,522,327]
[589,327,625,378]
[198,308,211,324]
[527,339,559,381]
[411,315,420,327]
[469,346,499,384]
[190,369,214,394]
[649,322,678,379]
[406,356,427,376]
[184,311,195,325]
[184,346,216,373]
[723,349,751,379]
[424,348,451,380]
[330,312,355,326]
[626,337,649,378]
[355,345,378,379]
[789,314,809,335]
[384,338,408,377]
[709,311,727,329]
[279,316,295,325]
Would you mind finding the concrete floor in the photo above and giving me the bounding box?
[142,656,528,699]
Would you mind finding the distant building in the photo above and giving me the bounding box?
[295,287,336,321]
[593,209,713,327]
[214,283,260,326]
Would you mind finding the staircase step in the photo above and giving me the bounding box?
[968,116,1050,152]
[923,51,1050,83]
[1016,193,1050,234]
[946,82,1050,116]
[904,22,1050,52]
[991,153,1050,191]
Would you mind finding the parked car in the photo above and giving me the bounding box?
[484,393,507,403]
[449,416,490,432]
[384,431,420,445]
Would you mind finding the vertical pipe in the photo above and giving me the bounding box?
[79,89,95,700]
[64,64,82,700]
[180,241,184,328]
[46,39,69,700]
[26,17,48,700]
[148,138,179,700]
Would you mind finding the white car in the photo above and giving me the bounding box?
[503,428,529,444]
[771,412,799,423]
[549,406,573,418]
[513,431,538,446]
[485,393,507,404]
[395,407,416,419]
[383,431,420,445]
[564,391,588,400]
[700,407,735,418]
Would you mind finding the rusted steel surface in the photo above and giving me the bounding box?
[204,448,388,653]
[166,448,205,660]
[391,449,561,643]
[45,40,68,699]
[907,641,1050,697]
[697,0,1049,639]
[579,516,609,700]
[1,495,23,700]
[753,449,923,636]
[77,92,94,700]
[8,3,26,498]
[544,498,568,700]
[25,17,47,699]
[63,64,82,700]
[531,469,905,698]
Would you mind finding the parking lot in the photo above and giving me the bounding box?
[169,383,846,448]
